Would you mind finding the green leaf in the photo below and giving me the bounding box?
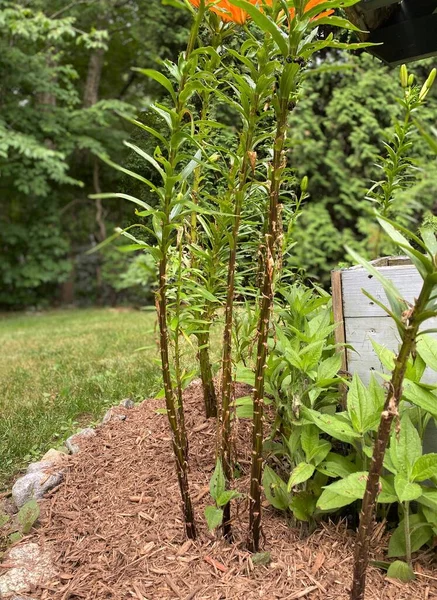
[394,473,422,503]
[216,490,241,507]
[17,499,40,534]
[377,217,432,279]
[228,0,288,56]
[403,380,437,419]
[290,493,317,522]
[388,514,433,557]
[317,472,369,511]
[209,459,225,502]
[135,68,176,103]
[347,374,373,434]
[204,506,223,531]
[386,561,415,582]
[412,454,437,482]
[262,465,290,511]
[389,414,422,477]
[417,487,437,511]
[235,396,253,419]
[317,452,358,479]
[345,246,406,324]
[301,406,361,443]
[287,463,315,491]
[417,335,437,372]
[370,339,395,372]
[312,15,362,32]
[9,532,23,544]
[252,551,271,566]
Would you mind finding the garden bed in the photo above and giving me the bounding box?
[13,383,437,599]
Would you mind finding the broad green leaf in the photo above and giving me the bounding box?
[290,493,317,522]
[389,414,422,477]
[317,471,369,510]
[403,380,437,419]
[17,499,40,534]
[388,514,433,557]
[301,425,318,461]
[317,452,358,479]
[301,406,361,443]
[417,335,437,372]
[316,488,355,511]
[235,396,253,419]
[394,473,422,503]
[287,463,315,491]
[216,490,241,507]
[417,487,437,511]
[316,353,342,383]
[209,459,225,502]
[204,506,223,531]
[347,374,373,434]
[262,465,290,511]
[379,475,398,503]
[386,560,415,582]
[311,440,331,466]
[411,454,437,482]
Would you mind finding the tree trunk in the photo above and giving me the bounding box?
[83,47,106,302]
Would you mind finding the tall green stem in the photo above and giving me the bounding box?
[220,96,259,539]
[404,501,412,568]
[350,276,434,599]
[248,99,289,552]
[155,4,204,540]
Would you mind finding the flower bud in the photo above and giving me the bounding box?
[419,69,437,101]
[400,64,408,88]
[209,153,220,163]
[408,74,414,86]
[300,176,308,193]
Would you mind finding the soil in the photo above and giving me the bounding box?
[12,381,437,599]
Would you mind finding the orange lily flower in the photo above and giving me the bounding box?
[188,0,334,24]
[188,0,257,24]
[290,0,334,20]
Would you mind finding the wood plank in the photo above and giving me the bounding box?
[346,316,437,385]
[342,265,423,318]
[331,270,347,373]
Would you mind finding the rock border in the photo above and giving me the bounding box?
[0,398,136,599]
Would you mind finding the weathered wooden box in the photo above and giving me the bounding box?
[331,256,437,452]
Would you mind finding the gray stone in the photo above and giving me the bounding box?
[0,543,57,595]
[120,398,135,409]
[26,460,56,474]
[12,471,64,509]
[41,448,68,462]
[65,428,96,454]
[102,408,126,424]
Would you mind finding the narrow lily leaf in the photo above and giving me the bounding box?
[346,245,406,322]
[228,0,288,56]
[135,68,176,103]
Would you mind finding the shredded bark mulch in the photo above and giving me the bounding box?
[21,381,437,599]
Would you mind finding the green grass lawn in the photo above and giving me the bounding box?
[0,308,168,489]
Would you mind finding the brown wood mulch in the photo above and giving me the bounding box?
[23,381,437,599]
